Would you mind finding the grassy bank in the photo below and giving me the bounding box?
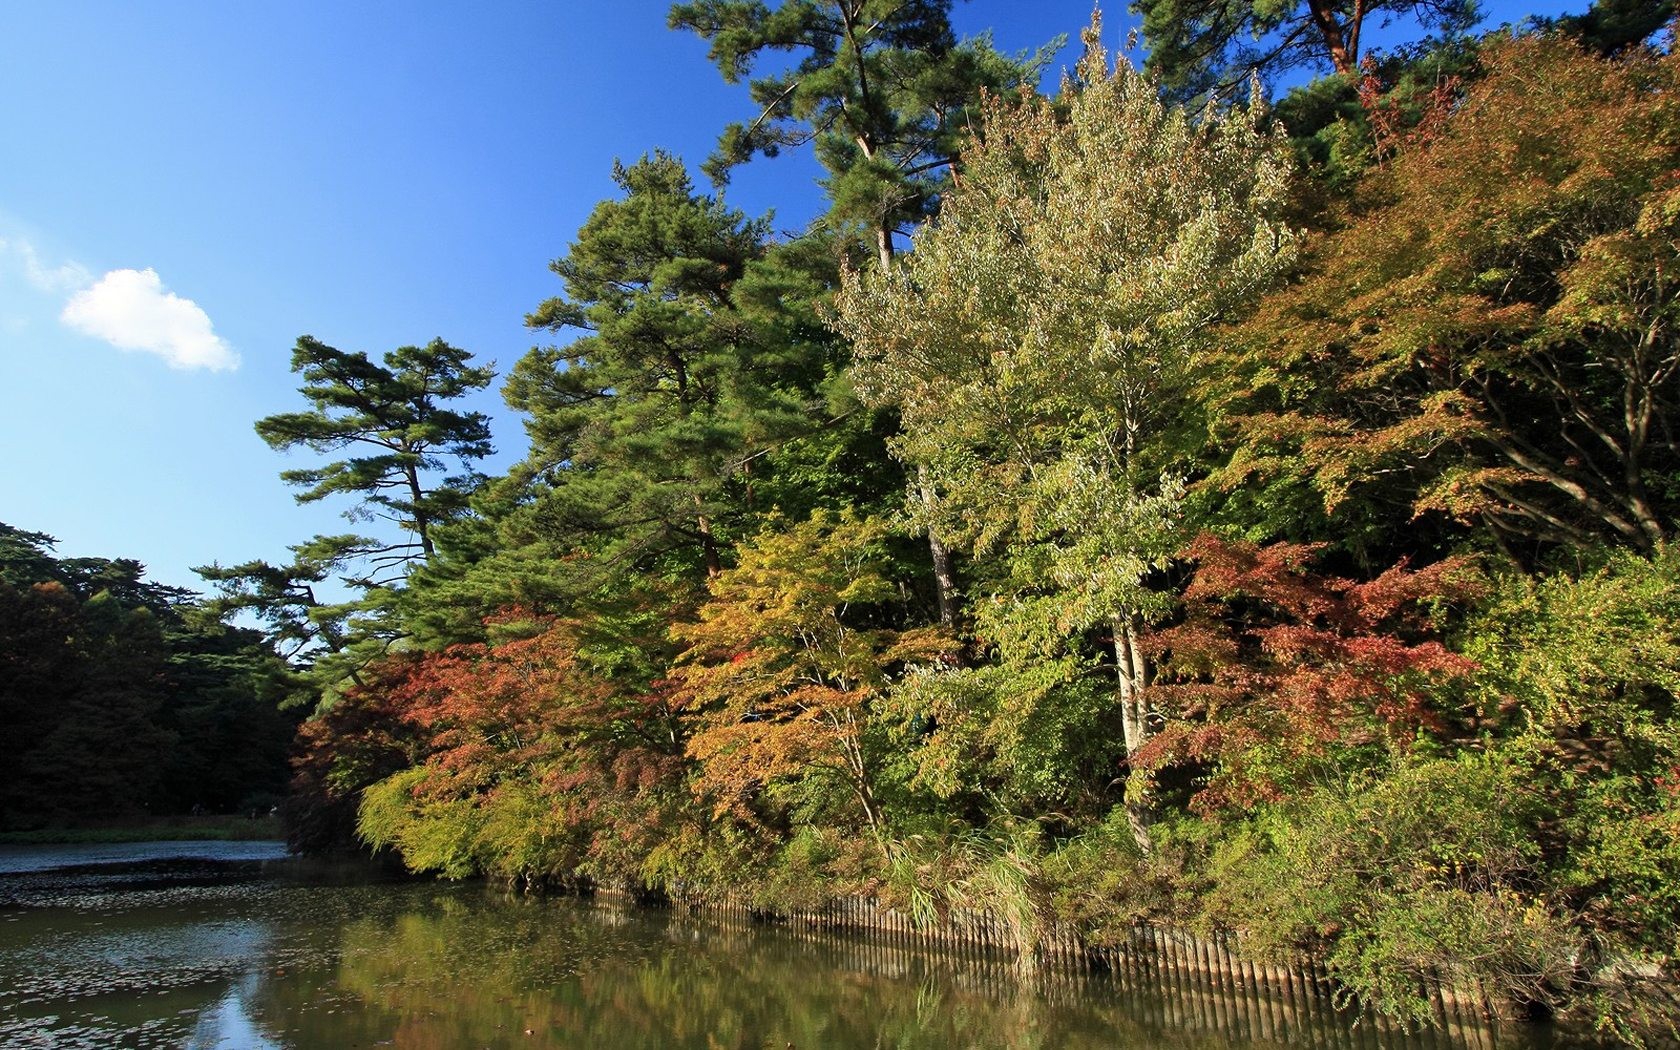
[0,813,284,844]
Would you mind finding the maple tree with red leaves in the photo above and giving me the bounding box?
[352,616,694,883]
[1132,533,1481,812]
[285,668,423,853]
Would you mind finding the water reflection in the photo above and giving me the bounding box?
[190,974,283,1050]
[0,844,1586,1050]
[260,898,1230,1049]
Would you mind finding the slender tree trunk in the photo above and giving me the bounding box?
[831,709,885,849]
[918,465,959,628]
[873,211,962,627]
[1112,613,1154,854]
[406,463,433,558]
[1623,370,1667,549]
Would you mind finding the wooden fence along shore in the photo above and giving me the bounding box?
[599,893,1519,1050]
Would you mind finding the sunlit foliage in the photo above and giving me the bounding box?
[1212,33,1680,559]
[181,6,1680,1038]
[672,511,954,841]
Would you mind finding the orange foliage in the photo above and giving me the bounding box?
[359,614,690,874]
[670,512,957,835]
[1215,35,1680,552]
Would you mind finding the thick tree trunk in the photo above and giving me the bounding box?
[1305,0,1360,74]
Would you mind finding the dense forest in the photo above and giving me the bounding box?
[97,0,1680,1038]
[0,523,300,825]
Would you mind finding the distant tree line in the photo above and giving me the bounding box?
[0,524,301,827]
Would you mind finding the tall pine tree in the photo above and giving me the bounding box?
[671,0,1054,625]
[504,153,811,586]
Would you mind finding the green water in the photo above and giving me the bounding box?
[0,842,1574,1049]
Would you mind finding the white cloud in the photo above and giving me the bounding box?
[0,235,92,294]
[0,235,239,373]
[61,267,239,372]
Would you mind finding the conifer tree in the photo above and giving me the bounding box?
[507,153,806,583]
[256,335,494,563]
[671,0,1054,625]
[1135,0,1477,102]
[200,336,493,698]
[1,524,297,825]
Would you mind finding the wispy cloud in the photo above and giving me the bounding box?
[0,235,92,294]
[61,267,240,372]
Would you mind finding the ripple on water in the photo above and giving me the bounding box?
[0,843,325,1049]
[5,918,270,1003]
[0,842,1570,1050]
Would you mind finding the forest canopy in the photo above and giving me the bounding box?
[28,0,1671,1039]
[0,523,300,827]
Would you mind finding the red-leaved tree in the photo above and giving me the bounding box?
[350,615,694,885]
[1133,534,1480,812]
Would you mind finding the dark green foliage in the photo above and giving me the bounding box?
[196,534,404,696]
[18,594,177,821]
[0,525,301,829]
[0,522,62,586]
[509,153,777,580]
[157,626,301,814]
[671,0,1054,627]
[1134,0,1478,102]
[203,337,495,697]
[1553,0,1676,53]
[669,0,1052,260]
[198,536,372,661]
[256,335,494,562]
[459,152,885,629]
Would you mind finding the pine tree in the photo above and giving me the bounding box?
[672,0,1055,625]
[506,153,806,584]
[1134,0,1477,102]
[256,335,494,563]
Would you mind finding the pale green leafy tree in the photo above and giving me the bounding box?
[836,17,1297,848]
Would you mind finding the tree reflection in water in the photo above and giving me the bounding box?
[0,852,1549,1050]
[253,893,1521,1050]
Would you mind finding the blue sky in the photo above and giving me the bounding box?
[0,0,1578,592]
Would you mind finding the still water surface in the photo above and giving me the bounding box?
[0,841,1577,1049]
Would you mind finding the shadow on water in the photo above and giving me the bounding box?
[0,843,1599,1049]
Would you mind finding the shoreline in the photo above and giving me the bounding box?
[0,814,284,844]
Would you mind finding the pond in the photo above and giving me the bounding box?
[0,841,1581,1049]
